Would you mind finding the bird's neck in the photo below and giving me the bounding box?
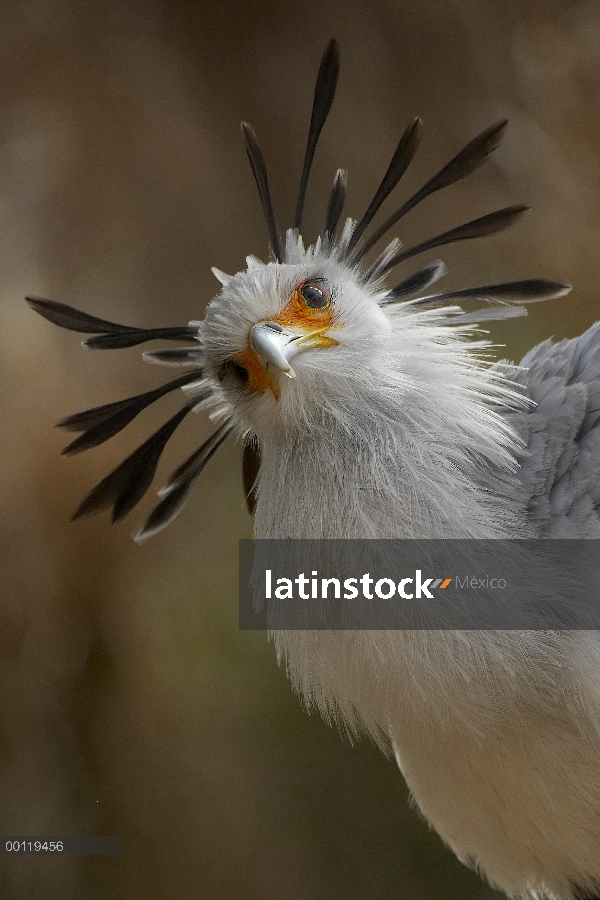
[252,347,531,739]
[253,390,527,540]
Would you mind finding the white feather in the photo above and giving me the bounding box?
[211,267,232,286]
[197,231,600,900]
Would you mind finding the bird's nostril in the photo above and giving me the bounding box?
[218,360,249,386]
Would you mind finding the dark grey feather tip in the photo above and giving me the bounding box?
[134,477,198,543]
[411,278,572,309]
[26,295,137,334]
[461,278,571,303]
[294,38,340,232]
[383,261,447,304]
[242,438,261,516]
[27,295,199,349]
[321,168,347,244]
[375,205,529,277]
[71,405,191,523]
[414,119,508,199]
[241,122,283,263]
[135,421,234,542]
[158,420,235,494]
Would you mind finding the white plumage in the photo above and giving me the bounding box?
[29,39,600,900]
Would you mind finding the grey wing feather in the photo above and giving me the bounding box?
[500,322,600,536]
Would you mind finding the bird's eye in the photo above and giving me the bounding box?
[300,282,329,310]
[218,360,249,386]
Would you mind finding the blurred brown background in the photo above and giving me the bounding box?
[2,0,600,897]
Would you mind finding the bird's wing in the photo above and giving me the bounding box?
[500,321,600,536]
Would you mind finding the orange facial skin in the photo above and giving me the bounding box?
[233,281,339,398]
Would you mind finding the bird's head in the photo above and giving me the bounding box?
[205,261,343,402]
[28,39,570,540]
[200,246,390,434]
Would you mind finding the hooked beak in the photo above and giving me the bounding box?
[232,320,338,397]
[250,322,299,379]
[251,319,338,378]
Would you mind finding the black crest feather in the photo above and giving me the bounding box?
[135,421,234,542]
[84,328,199,350]
[347,117,423,255]
[242,439,262,516]
[58,374,207,455]
[27,296,198,348]
[27,295,139,333]
[241,122,284,263]
[383,261,447,304]
[72,405,191,523]
[356,120,508,260]
[372,205,529,278]
[408,278,572,309]
[321,168,347,244]
[294,38,340,232]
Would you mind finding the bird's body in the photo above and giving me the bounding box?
[29,39,600,900]
[209,243,600,900]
